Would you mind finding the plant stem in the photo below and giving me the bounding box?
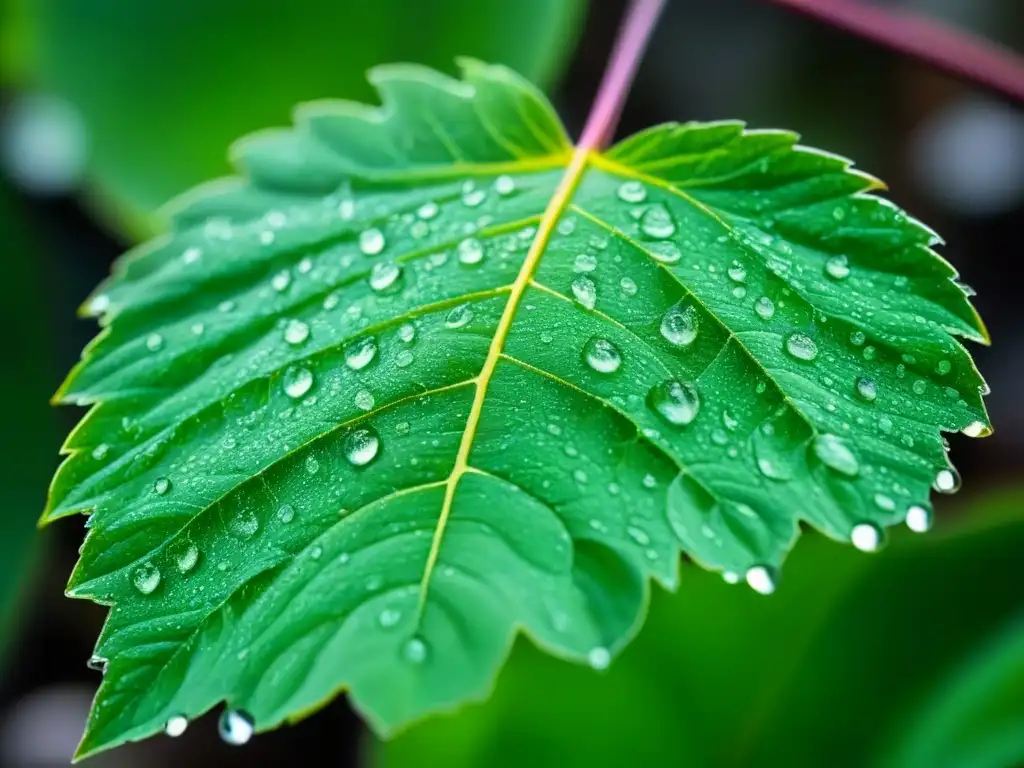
[578,0,668,150]
[759,0,1024,102]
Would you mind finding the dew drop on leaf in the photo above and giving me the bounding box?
[164,715,188,738]
[874,493,896,511]
[175,543,199,574]
[395,350,414,368]
[754,296,775,320]
[812,434,859,477]
[639,203,676,239]
[416,201,439,220]
[153,477,171,495]
[270,269,291,292]
[378,608,401,628]
[619,277,637,296]
[850,522,882,552]
[912,379,927,395]
[855,377,877,402]
[582,337,622,374]
[345,427,380,467]
[369,261,402,292]
[825,255,850,280]
[229,508,260,540]
[905,505,933,533]
[660,302,698,348]
[345,337,378,371]
[131,562,161,595]
[457,237,484,265]
[146,333,164,352]
[933,467,961,494]
[398,323,416,343]
[574,253,597,273]
[785,333,818,361]
[961,420,991,438]
[91,443,109,460]
[403,637,428,664]
[587,647,611,670]
[219,710,255,746]
[283,319,310,346]
[445,303,474,329]
[494,174,516,196]
[648,380,700,427]
[647,241,681,264]
[571,276,597,309]
[727,263,746,283]
[617,180,647,203]
[359,228,385,255]
[277,504,295,523]
[745,565,777,595]
[282,366,314,399]
[355,389,375,411]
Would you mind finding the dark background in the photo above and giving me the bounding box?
[1,0,1022,765]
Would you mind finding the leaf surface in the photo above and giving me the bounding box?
[47,60,990,757]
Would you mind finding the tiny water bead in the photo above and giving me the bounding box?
[745,565,777,595]
[132,562,161,595]
[283,319,310,345]
[445,303,474,329]
[571,276,597,309]
[905,505,933,533]
[164,715,188,738]
[639,204,676,239]
[648,380,701,427]
[587,647,611,670]
[153,477,171,495]
[403,637,428,664]
[824,255,850,280]
[933,467,961,494]
[278,504,296,523]
[175,543,200,574]
[582,337,622,374]
[457,237,484,265]
[378,608,402,628]
[494,174,516,196]
[271,269,291,292]
[850,522,883,552]
[219,709,255,746]
[282,366,314,399]
[754,296,775,320]
[359,228,385,255]
[855,377,878,402]
[369,261,402,292]
[785,333,818,362]
[812,434,859,477]
[660,303,699,348]
[345,427,380,467]
[617,180,647,203]
[345,337,378,370]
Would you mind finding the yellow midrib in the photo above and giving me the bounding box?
[416,146,595,612]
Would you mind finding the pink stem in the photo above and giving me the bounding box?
[577,0,668,150]
[760,0,1024,102]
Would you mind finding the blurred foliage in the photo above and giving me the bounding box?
[1,0,585,234]
[383,490,1024,768]
[0,181,54,657]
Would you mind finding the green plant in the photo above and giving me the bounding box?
[42,0,1018,760]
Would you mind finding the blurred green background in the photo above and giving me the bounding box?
[0,0,1021,766]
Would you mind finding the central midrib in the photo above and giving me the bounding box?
[415,146,595,614]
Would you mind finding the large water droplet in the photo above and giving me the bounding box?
[905,505,933,533]
[345,337,378,370]
[176,542,199,574]
[850,522,882,552]
[727,263,747,283]
[754,296,775,320]
[282,366,314,399]
[660,302,698,348]
[746,565,777,595]
[153,477,171,495]
[403,637,428,664]
[961,421,992,438]
[639,204,676,239]
[855,377,877,402]
[494,175,516,196]
[355,389,375,411]
[582,338,622,374]
[278,504,295,523]
[784,333,818,362]
[648,380,700,426]
[619,277,637,296]
[369,261,402,292]
[457,237,484,265]
[398,323,416,343]
[359,228,385,255]
[164,715,188,738]
[617,180,647,203]
[283,319,310,345]
[132,562,161,594]
[587,647,611,670]
[812,434,859,477]
[445,303,474,329]
[345,427,380,467]
[574,253,597,273]
[219,710,255,746]
[825,255,850,280]
[571,276,597,309]
[933,467,961,494]
[647,242,681,264]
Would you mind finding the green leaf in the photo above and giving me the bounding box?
[383,490,1024,768]
[47,60,990,758]
[7,0,585,233]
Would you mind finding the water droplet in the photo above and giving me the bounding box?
[936,359,952,376]
[91,443,109,460]
[912,380,927,395]
[219,710,255,746]
[378,608,402,628]
[855,377,877,402]
[176,542,199,574]
[660,302,698,348]
[283,319,309,346]
[627,526,650,546]
[647,241,681,264]
[874,493,896,511]
[905,505,932,533]
[785,333,818,362]
[276,503,296,524]
[403,637,428,663]
[850,331,866,346]
[445,303,474,329]
[283,366,314,399]
[395,350,414,368]
[571,276,597,309]
[574,253,597,273]
[933,467,961,494]
[132,562,161,595]
[642,474,657,489]
[812,434,859,477]
[86,655,107,673]
[961,421,991,438]
[355,389,375,411]
[146,333,164,352]
[727,263,747,283]
[345,427,380,467]
[153,477,171,495]
[648,380,700,426]
[309,545,322,560]
[582,338,622,374]
[619,277,637,296]
[639,204,676,239]
[305,456,320,475]
[359,228,385,255]
[850,522,882,552]
[462,186,485,207]
[617,180,646,203]
[587,647,611,670]
[746,565,777,595]
[754,296,775,320]
[345,337,378,370]
[398,323,416,343]
[164,715,188,738]
[417,201,439,220]
[230,508,260,539]
[271,270,291,292]
[457,237,484,265]
[825,255,850,280]
[494,175,516,195]
[369,261,402,292]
